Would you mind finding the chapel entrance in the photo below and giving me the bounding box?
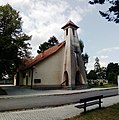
[75,71,80,85]
[63,71,69,86]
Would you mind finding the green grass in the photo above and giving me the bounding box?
[65,103,119,120]
[89,84,117,88]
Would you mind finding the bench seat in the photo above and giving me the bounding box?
[76,95,103,113]
[78,100,103,108]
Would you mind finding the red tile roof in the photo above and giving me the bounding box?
[61,20,79,29]
[25,41,65,69]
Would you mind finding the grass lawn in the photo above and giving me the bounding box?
[65,103,119,120]
[89,83,117,88]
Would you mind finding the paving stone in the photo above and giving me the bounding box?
[0,95,119,120]
[0,105,81,120]
[0,87,118,120]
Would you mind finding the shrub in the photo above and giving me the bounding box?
[100,82,103,86]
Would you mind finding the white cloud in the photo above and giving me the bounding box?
[92,55,108,61]
[100,62,107,67]
[100,55,108,59]
[87,45,119,72]
[98,47,119,54]
[87,62,94,72]
[87,55,108,72]
[0,0,95,56]
[2,0,114,73]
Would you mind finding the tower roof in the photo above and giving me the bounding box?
[61,20,79,29]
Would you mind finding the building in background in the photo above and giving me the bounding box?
[17,20,87,89]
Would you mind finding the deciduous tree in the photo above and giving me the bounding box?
[106,62,119,84]
[37,36,59,54]
[0,4,31,80]
[87,70,97,80]
[89,0,119,23]
[79,39,89,66]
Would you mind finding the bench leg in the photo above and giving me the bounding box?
[99,98,101,109]
[84,102,86,113]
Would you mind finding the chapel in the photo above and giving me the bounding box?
[17,20,87,89]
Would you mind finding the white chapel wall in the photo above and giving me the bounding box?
[33,46,65,86]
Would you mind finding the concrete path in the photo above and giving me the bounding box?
[0,86,118,120]
[0,95,119,120]
[1,86,117,98]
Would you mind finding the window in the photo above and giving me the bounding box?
[23,72,26,78]
[34,79,41,83]
[66,28,68,36]
[29,71,30,77]
[72,28,75,36]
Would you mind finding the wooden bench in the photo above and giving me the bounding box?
[77,95,103,113]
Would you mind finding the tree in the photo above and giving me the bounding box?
[87,70,97,80]
[82,53,89,65]
[37,42,49,54]
[0,4,31,80]
[79,39,89,66]
[89,0,119,23]
[79,39,84,53]
[100,67,107,79]
[106,62,119,84]
[107,72,117,84]
[48,36,59,47]
[94,57,107,79]
[94,57,100,72]
[94,57,101,79]
[37,36,59,54]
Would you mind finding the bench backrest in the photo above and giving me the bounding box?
[80,95,103,103]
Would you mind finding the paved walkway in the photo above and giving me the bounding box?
[1,86,117,98]
[0,95,119,120]
[0,86,118,120]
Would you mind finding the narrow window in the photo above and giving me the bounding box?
[23,72,26,78]
[34,79,41,83]
[72,28,75,36]
[29,71,30,77]
[66,28,68,36]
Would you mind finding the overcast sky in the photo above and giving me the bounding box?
[0,0,119,72]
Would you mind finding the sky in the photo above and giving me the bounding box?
[0,0,119,72]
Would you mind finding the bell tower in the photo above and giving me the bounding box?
[61,20,87,89]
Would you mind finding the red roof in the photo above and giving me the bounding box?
[25,41,65,69]
[61,20,79,29]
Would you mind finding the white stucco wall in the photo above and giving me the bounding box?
[19,72,24,85]
[19,70,32,86]
[32,46,65,86]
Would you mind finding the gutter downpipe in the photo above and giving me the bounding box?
[31,67,33,89]
[31,66,35,89]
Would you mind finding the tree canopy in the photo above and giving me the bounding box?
[87,59,119,84]
[106,62,119,84]
[89,0,119,23]
[79,39,89,66]
[79,39,84,53]
[87,57,107,80]
[94,57,101,73]
[37,36,59,54]
[87,70,97,80]
[94,57,106,79]
[0,4,31,80]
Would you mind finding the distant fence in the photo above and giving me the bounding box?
[87,79,108,85]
